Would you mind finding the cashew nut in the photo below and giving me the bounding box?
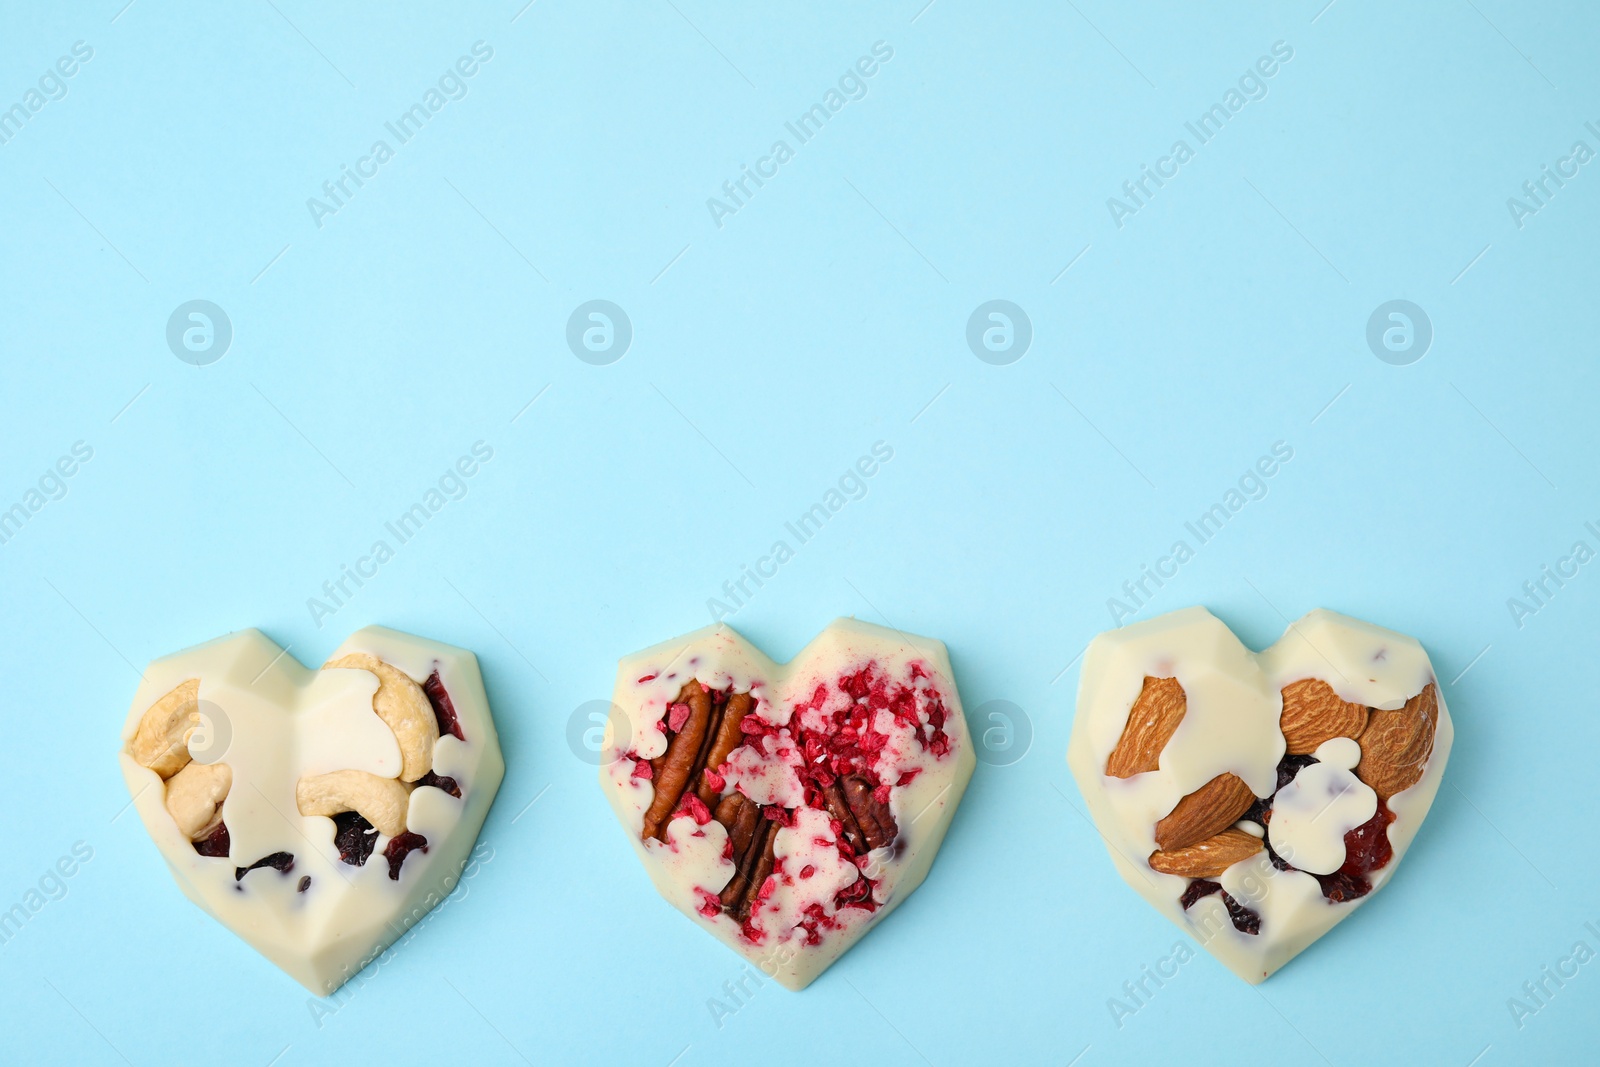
[131,679,201,779]
[164,761,232,840]
[296,770,410,837]
[323,653,437,782]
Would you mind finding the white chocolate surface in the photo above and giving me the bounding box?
[1068,607,1452,983]
[600,618,975,990]
[119,626,503,994]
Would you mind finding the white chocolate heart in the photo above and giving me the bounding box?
[1068,607,1452,983]
[118,626,503,994]
[600,618,975,990]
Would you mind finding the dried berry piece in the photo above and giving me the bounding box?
[1176,878,1259,934]
[332,811,379,867]
[416,770,462,798]
[297,876,311,893]
[1276,753,1318,792]
[384,832,428,880]
[423,670,465,742]
[235,852,294,882]
[1222,893,1261,935]
[192,822,231,858]
[1314,799,1396,903]
[1180,879,1222,909]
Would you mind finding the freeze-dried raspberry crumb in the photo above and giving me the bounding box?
[384,832,428,880]
[799,864,816,880]
[631,759,653,780]
[697,890,722,918]
[668,702,691,732]
[895,769,922,788]
[637,673,657,684]
[763,806,796,828]
[702,769,725,793]
[678,793,711,826]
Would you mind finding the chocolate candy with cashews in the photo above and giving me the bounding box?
[119,626,502,994]
[1068,607,1451,983]
[600,618,975,989]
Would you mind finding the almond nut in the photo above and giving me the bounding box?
[1354,683,1438,799]
[1149,827,1263,878]
[1279,678,1368,755]
[1106,675,1185,778]
[1154,772,1257,851]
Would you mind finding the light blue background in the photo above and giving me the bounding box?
[2,1,1596,1064]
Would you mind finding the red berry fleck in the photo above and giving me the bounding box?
[702,769,725,793]
[667,702,691,732]
[678,793,712,825]
[631,759,654,781]
[799,864,816,880]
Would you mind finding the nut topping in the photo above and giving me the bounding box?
[1105,676,1185,778]
[1154,772,1256,852]
[131,678,201,779]
[1148,827,1263,878]
[1279,678,1368,755]
[296,770,410,837]
[324,653,438,782]
[1354,683,1438,799]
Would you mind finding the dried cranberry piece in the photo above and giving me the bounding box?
[384,832,428,880]
[1316,870,1371,902]
[416,770,462,798]
[1340,799,1395,875]
[235,851,294,881]
[297,876,311,893]
[192,822,231,858]
[1276,754,1318,792]
[332,811,378,867]
[1223,892,1262,935]
[1315,799,1395,903]
[1178,879,1260,934]
[1180,879,1222,909]
[422,670,464,741]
